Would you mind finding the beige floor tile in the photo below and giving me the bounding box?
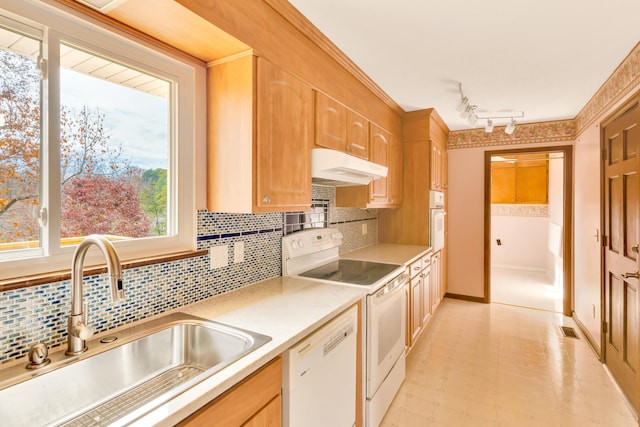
[381,298,637,427]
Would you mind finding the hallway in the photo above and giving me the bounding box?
[381,298,636,426]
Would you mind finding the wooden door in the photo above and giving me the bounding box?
[421,266,431,325]
[256,58,312,211]
[603,103,640,411]
[387,133,402,206]
[369,123,389,204]
[314,91,347,152]
[346,109,369,159]
[410,274,422,347]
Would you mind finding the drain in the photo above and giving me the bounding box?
[560,326,579,339]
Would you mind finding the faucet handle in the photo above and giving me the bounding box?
[75,323,94,340]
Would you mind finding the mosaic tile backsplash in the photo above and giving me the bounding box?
[0,185,377,365]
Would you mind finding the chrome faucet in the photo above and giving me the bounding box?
[66,235,124,355]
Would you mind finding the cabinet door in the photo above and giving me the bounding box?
[430,140,442,190]
[178,357,282,427]
[315,91,347,152]
[431,252,442,312]
[421,267,431,325]
[491,162,516,203]
[256,58,312,211]
[387,133,402,206]
[242,395,281,427]
[410,275,422,347]
[369,123,389,204]
[346,109,369,159]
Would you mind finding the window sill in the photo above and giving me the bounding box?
[0,249,208,292]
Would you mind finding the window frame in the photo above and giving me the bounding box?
[0,1,200,280]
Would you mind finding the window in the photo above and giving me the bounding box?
[0,3,198,279]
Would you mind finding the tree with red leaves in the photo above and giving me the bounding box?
[61,175,151,238]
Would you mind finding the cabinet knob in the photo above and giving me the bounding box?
[262,196,271,204]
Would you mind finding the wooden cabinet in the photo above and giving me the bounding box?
[388,133,403,205]
[406,252,432,351]
[314,91,369,159]
[410,273,422,346]
[430,251,443,312]
[379,108,449,245]
[178,357,282,427]
[491,154,548,204]
[369,123,390,205]
[430,139,443,191]
[335,124,402,208]
[207,53,312,213]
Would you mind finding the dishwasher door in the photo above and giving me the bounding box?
[282,305,358,427]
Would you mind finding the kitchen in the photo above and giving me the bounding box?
[0,0,639,426]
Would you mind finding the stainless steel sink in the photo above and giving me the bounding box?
[0,313,271,427]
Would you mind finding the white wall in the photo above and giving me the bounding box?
[573,123,606,349]
[547,156,565,286]
[491,214,549,270]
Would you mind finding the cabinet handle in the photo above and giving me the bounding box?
[262,196,271,204]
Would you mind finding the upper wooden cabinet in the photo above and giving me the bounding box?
[314,91,369,159]
[430,139,443,191]
[378,108,450,245]
[207,53,312,213]
[335,123,402,209]
[491,154,548,204]
[369,123,390,205]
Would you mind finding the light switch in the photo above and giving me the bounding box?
[209,245,228,269]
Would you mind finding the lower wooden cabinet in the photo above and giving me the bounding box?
[430,251,443,312]
[406,253,433,351]
[178,357,282,427]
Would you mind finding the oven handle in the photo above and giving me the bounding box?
[373,273,410,300]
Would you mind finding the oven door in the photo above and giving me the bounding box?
[366,274,408,398]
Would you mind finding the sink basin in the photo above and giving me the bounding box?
[0,313,271,426]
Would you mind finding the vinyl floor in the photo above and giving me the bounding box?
[380,298,637,426]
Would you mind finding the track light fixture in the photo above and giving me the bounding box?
[456,82,524,134]
[504,118,516,135]
[484,119,494,133]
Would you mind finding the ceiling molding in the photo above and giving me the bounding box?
[448,120,576,150]
[263,0,404,116]
[575,41,640,135]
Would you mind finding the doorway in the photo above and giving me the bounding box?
[484,146,573,316]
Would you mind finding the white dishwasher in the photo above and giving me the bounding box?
[282,305,358,427]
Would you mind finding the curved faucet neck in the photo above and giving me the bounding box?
[71,235,123,315]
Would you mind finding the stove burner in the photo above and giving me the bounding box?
[298,259,400,286]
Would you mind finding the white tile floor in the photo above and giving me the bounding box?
[381,298,637,427]
[491,267,563,313]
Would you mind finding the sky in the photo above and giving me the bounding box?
[60,68,168,170]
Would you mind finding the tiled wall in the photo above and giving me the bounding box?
[0,185,377,365]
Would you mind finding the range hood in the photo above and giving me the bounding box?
[311,148,388,186]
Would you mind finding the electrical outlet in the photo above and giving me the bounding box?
[234,241,244,263]
[362,223,368,235]
[209,245,228,269]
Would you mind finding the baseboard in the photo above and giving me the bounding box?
[572,312,602,360]
[445,293,486,303]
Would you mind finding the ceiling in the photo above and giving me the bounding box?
[288,0,640,131]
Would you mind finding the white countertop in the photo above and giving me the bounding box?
[131,276,367,426]
[342,243,431,266]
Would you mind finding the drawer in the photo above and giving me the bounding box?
[408,258,423,278]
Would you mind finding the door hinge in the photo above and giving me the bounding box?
[602,321,608,333]
[602,235,608,247]
[37,56,48,80]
